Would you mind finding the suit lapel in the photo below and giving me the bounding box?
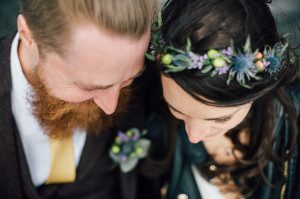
[0,34,26,198]
[76,130,116,181]
[0,33,44,199]
[13,120,44,199]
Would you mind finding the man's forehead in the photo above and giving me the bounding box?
[63,24,149,68]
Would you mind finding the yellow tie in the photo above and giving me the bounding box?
[45,135,76,184]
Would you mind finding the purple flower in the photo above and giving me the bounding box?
[199,55,205,62]
[197,61,204,69]
[227,47,233,56]
[216,64,229,75]
[263,60,271,68]
[119,155,128,162]
[118,131,129,142]
[222,47,233,56]
[188,52,198,61]
[131,132,140,141]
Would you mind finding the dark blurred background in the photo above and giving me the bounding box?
[0,0,299,53]
[0,0,19,37]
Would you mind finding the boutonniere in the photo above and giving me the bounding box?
[109,128,151,173]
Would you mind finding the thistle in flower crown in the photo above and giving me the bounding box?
[109,128,150,173]
[145,13,295,89]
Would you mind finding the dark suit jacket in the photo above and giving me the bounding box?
[0,34,159,199]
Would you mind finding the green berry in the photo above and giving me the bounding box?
[162,54,173,65]
[130,152,137,157]
[111,145,120,154]
[115,137,121,144]
[126,130,133,137]
[135,146,143,154]
[213,58,226,68]
[207,49,221,59]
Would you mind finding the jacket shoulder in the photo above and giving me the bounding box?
[0,33,16,96]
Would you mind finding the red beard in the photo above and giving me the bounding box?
[26,67,132,138]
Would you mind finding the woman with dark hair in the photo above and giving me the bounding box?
[146,0,300,198]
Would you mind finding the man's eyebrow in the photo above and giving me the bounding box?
[76,83,114,91]
[74,66,146,91]
[164,98,240,120]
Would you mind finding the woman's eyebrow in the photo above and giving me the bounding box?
[163,99,186,115]
[163,97,241,120]
[203,108,240,121]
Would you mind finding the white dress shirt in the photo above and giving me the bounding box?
[191,165,225,199]
[10,34,87,187]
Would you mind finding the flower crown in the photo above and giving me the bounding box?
[146,13,296,88]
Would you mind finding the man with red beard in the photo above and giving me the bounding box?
[0,0,160,198]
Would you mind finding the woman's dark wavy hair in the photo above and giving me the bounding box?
[159,0,299,196]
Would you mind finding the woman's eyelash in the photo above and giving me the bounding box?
[168,105,234,123]
[214,115,233,124]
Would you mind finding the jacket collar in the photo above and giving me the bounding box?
[0,33,15,96]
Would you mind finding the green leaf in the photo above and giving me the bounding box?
[243,35,251,53]
[222,56,232,63]
[141,129,148,136]
[164,64,187,73]
[137,139,151,158]
[130,128,141,138]
[290,51,297,64]
[145,53,156,61]
[167,46,186,54]
[109,151,121,163]
[279,42,289,57]
[201,65,213,73]
[120,158,139,173]
[211,70,218,77]
[173,54,190,62]
[240,82,253,89]
[227,70,235,85]
[264,46,271,56]
[204,59,211,65]
[173,54,191,67]
[186,38,192,52]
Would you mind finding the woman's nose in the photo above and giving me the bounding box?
[184,120,211,143]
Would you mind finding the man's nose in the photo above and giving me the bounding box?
[93,87,121,115]
[184,120,211,143]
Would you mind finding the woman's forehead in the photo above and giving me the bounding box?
[161,74,243,119]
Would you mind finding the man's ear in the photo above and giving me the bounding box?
[17,14,40,69]
[17,14,35,48]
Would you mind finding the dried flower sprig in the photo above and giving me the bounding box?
[109,128,151,173]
